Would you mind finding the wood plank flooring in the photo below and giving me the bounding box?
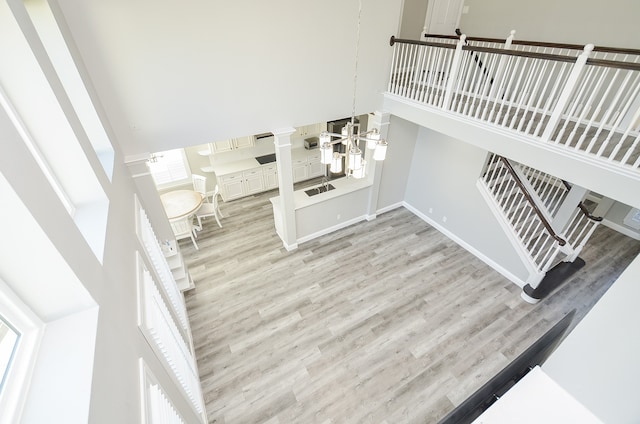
[181,188,640,423]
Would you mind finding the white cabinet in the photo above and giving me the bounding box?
[292,151,324,182]
[244,168,265,194]
[295,122,326,138]
[292,158,309,182]
[212,139,234,153]
[219,171,245,201]
[307,151,324,178]
[234,136,255,149]
[212,136,255,153]
[219,167,267,201]
[263,164,278,190]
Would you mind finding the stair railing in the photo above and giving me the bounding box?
[480,154,567,282]
[424,30,640,62]
[388,34,640,172]
[559,181,604,262]
[497,157,567,246]
[518,165,569,216]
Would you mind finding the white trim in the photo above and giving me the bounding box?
[139,359,188,424]
[601,219,640,241]
[475,179,540,278]
[0,84,75,215]
[0,278,43,424]
[296,215,368,245]
[282,241,299,251]
[376,201,403,215]
[403,201,527,288]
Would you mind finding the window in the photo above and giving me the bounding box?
[0,278,43,424]
[0,317,19,394]
[148,149,191,187]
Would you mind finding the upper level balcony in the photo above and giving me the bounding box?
[382,32,640,209]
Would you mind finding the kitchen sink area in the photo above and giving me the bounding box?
[304,183,335,197]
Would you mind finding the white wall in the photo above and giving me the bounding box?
[404,127,530,283]
[52,0,404,157]
[459,0,640,48]
[543,253,640,423]
[377,115,418,210]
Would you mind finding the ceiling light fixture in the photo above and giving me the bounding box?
[318,0,389,180]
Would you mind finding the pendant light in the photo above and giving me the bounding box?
[316,0,389,179]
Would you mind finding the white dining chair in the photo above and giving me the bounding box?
[169,215,199,249]
[195,184,223,229]
[192,174,209,202]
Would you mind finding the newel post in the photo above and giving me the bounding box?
[541,44,594,142]
[442,34,466,110]
[488,30,516,100]
[505,29,516,48]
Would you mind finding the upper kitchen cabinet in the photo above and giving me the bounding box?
[295,122,327,138]
[212,135,256,153]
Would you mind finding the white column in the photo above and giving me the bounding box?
[365,111,390,220]
[272,127,298,251]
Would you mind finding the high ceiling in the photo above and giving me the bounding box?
[52,0,403,157]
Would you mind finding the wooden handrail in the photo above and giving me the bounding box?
[560,181,604,222]
[424,31,640,56]
[391,36,640,72]
[499,156,567,246]
[389,35,455,49]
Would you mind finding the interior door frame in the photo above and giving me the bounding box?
[423,0,465,35]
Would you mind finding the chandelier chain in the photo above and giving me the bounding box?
[351,0,362,126]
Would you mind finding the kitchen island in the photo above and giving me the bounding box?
[270,176,373,245]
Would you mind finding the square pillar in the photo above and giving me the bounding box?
[272,127,298,250]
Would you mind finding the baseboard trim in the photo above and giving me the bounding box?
[296,215,367,245]
[403,201,527,288]
[376,202,404,215]
[283,241,298,251]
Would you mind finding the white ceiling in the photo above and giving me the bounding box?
[52,0,403,157]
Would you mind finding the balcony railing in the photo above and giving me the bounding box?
[388,34,640,173]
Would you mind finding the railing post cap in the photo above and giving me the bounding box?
[510,30,516,36]
[459,33,467,42]
[584,44,594,53]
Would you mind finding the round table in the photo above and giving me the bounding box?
[160,190,203,220]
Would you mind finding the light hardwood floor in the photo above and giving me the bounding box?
[181,188,640,423]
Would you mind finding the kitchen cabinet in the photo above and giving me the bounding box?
[307,151,324,178]
[219,171,245,201]
[292,158,309,183]
[219,167,267,201]
[216,149,327,201]
[212,136,256,153]
[263,164,278,190]
[244,168,265,195]
[295,122,326,138]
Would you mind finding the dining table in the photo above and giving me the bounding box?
[160,189,203,220]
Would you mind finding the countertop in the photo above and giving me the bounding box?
[212,148,320,176]
[270,176,372,210]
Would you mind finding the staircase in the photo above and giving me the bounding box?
[478,153,602,302]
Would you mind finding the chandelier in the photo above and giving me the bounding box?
[318,123,387,179]
[317,0,388,179]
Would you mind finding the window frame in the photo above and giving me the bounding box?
[148,149,192,189]
[0,278,44,424]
